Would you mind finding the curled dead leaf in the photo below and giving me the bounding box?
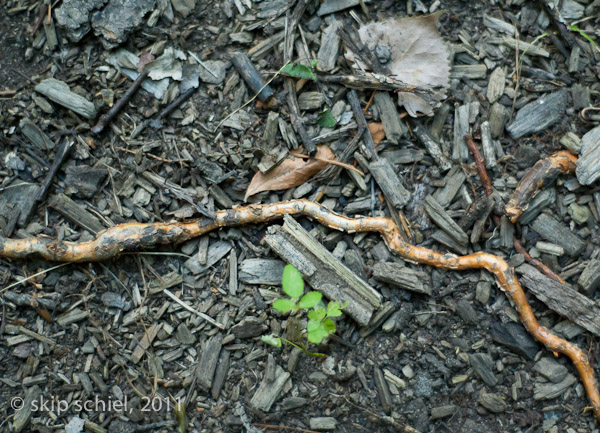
[368,122,386,146]
[245,145,334,200]
[345,12,450,117]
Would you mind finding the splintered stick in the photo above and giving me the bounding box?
[0,199,599,420]
[505,151,577,223]
[465,134,493,197]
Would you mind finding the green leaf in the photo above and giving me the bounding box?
[308,308,326,322]
[281,264,304,299]
[281,62,317,81]
[273,299,297,313]
[307,319,320,333]
[298,291,322,309]
[323,318,336,334]
[317,109,337,128]
[307,326,329,344]
[261,334,282,348]
[326,301,343,317]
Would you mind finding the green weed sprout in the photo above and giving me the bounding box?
[261,264,345,356]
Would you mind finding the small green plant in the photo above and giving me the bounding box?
[570,24,600,53]
[280,60,318,81]
[261,264,345,356]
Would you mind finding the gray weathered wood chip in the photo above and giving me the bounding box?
[34,78,97,119]
[506,89,568,139]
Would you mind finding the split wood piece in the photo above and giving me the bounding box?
[239,258,285,285]
[516,263,600,336]
[464,134,492,197]
[1,199,599,421]
[90,69,150,135]
[374,366,392,414]
[347,90,378,160]
[410,121,452,171]
[250,364,290,412]
[372,262,431,295]
[211,350,230,400]
[479,121,497,169]
[432,167,466,208]
[48,193,106,234]
[282,0,316,156]
[374,92,406,144]
[3,290,58,311]
[505,151,577,223]
[424,195,468,247]
[195,334,223,391]
[20,118,55,150]
[530,213,585,257]
[263,215,382,326]
[34,78,97,119]
[131,323,162,364]
[578,260,600,294]
[21,139,73,225]
[369,158,410,209]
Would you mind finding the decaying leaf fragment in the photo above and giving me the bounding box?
[245,145,334,200]
[345,12,450,117]
[368,122,385,145]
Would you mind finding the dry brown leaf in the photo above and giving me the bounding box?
[245,145,334,200]
[345,12,450,117]
[368,122,386,145]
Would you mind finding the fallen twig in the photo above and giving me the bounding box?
[505,150,577,223]
[21,138,73,225]
[0,199,599,420]
[464,134,493,197]
[90,69,150,135]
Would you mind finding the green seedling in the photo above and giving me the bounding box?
[570,24,600,52]
[262,264,346,356]
[280,60,318,81]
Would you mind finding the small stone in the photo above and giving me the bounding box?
[310,417,337,431]
[198,60,227,84]
[176,323,196,345]
[132,188,151,206]
[568,203,590,225]
[431,405,457,420]
[402,365,415,379]
[476,281,491,304]
[534,358,568,383]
